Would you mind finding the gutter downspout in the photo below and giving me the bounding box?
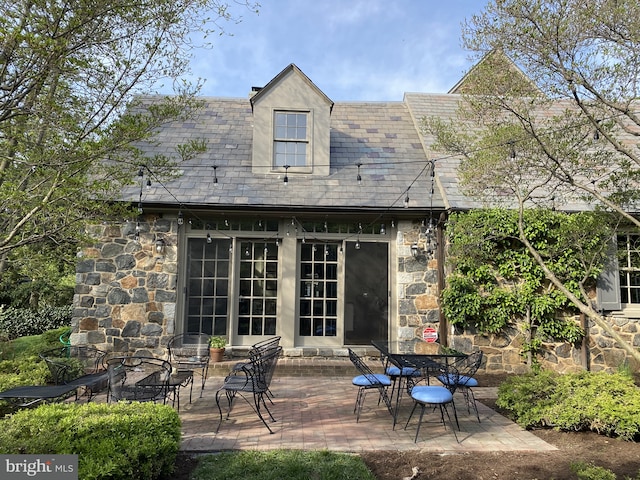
[437,212,447,347]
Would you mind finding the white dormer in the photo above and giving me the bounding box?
[250,64,334,177]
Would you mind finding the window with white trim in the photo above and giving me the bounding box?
[274,111,308,167]
[618,233,640,304]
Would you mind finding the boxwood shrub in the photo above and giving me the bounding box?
[496,370,640,440]
[0,305,72,340]
[0,402,181,480]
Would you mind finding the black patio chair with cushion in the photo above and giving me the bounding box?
[106,356,172,404]
[436,350,484,422]
[379,353,422,409]
[167,333,211,401]
[39,345,109,402]
[404,360,460,443]
[348,348,393,422]
[215,345,282,434]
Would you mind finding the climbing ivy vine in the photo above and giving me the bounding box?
[441,209,613,369]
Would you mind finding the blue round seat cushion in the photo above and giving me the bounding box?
[437,374,478,387]
[411,385,453,404]
[386,366,421,377]
[352,374,392,387]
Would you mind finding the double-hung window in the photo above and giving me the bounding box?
[618,233,640,304]
[274,111,308,167]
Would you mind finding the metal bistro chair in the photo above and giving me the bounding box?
[348,348,393,422]
[380,353,422,409]
[215,345,282,434]
[231,336,281,401]
[404,361,460,443]
[436,350,484,422]
[167,333,211,401]
[39,345,109,402]
[106,356,172,404]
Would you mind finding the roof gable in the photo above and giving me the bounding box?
[448,50,541,96]
[250,64,334,111]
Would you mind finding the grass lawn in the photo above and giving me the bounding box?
[189,450,376,480]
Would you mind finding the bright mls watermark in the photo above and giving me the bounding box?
[1,455,78,479]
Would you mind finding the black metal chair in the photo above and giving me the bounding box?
[106,356,172,404]
[167,333,211,401]
[437,350,484,422]
[39,345,109,402]
[404,361,460,443]
[215,345,282,434]
[231,336,281,400]
[348,348,393,422]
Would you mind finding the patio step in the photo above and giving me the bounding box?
[208,357,360,377]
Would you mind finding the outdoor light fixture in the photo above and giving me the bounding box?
[155,238,166,254]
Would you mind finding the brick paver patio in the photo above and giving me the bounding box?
[178,375,556,453]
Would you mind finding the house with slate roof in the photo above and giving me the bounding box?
[71,61,640,373]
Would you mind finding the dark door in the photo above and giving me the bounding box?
[344,242,389,344]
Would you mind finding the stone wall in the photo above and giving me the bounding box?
[71,216,639,373]
[393,221,640,374]
[70,215,178,356]
[450,315,640,374]
[395,220,440,342]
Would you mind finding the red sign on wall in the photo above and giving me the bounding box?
[422,327,438,343]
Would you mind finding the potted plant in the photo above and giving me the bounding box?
[209,336,226,362]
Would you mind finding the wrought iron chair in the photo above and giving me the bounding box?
[39,345,109,402]
[167,333,211,401]
[404,361,460,443]
[379,353,422,409]
[106,356,172,404]
[348,348,392,422]
[231,336,281,401]
[215,345,282,434]
[437,350,484,422]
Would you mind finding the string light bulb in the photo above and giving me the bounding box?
[177,211,184,225]
[356,163,362,186]
[213,165,219,187]
[283,165,290,185]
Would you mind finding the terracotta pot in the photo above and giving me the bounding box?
[209,347,225,363]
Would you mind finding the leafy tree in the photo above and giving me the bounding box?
[442,209,609,368]
[425,0,640,363]
[0,1,258,306]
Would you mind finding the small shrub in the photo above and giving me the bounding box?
[497,370,640,440]
[0,305,72,340]
[571,461,616,480]
[0,402,181,480]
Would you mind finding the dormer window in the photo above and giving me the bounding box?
[251,64,333,177]
[274,111,308,167]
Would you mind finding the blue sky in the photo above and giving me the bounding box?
[168,0,490,101]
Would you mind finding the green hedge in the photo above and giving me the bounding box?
[0,402,181,480]
[496,370,640,440]
[0,305,72,340]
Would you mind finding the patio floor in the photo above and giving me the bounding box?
[178,374,557,454]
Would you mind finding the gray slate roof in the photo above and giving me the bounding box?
[122,96,448,214]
